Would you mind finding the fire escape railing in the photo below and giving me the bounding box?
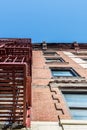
[0,39,32,129]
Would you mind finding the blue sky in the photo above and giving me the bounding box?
[0,0,87,43]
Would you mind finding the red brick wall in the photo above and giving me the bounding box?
[32,50,87,121]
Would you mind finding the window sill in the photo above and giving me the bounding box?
[60,119,87,125]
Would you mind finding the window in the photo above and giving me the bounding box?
[43,51,58,56]
[82,58,87,61]
[63,92,87,120]
[46,57,64,63]
[51,68,79,77]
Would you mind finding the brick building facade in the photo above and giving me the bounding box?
[32,42,87,130]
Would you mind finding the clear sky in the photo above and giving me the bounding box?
[0,0,87,43]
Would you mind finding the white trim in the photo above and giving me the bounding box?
[60,119,87,125]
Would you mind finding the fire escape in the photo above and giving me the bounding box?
[0,39,32,129]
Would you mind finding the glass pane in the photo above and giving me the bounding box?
[71,109,87,120]
[64,94,87,107]
[47,59,61,62]
[52,70,74,77]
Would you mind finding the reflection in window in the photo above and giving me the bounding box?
[63,93,87,120]
[51,68,79,77]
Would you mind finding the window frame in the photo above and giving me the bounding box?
[45,57,65,63]
[51,67,80,77]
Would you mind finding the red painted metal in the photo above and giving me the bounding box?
[26,108,31,127]
[0,38,32,128]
